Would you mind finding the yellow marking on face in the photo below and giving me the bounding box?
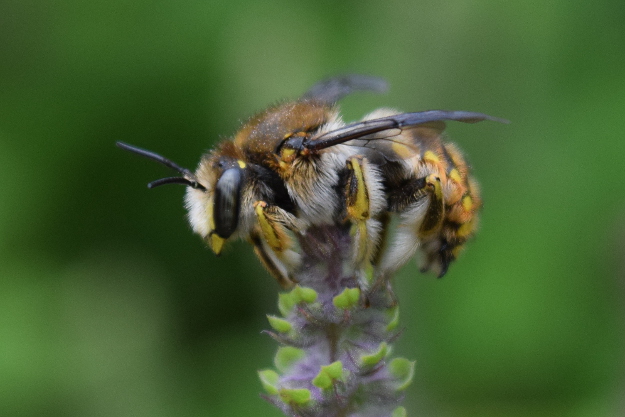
[424,151,440,164]
[346,157,369,221]
[254,201,283,252]
[449,169,462,184]
[281,147,297,164]
[208,233,225,255]
[237,160,246,169]
[462,195,473,211]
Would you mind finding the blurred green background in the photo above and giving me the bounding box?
[1,1,624,416]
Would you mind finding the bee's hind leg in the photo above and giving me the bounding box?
[417,174,445,237]
[377,174,446,280]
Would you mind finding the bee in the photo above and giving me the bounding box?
[118,75,504,288]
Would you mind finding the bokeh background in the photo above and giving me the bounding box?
[2,1,625,416]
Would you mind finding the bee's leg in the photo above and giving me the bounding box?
[253,201,302,277]
[417,174,445,237]
[249,231,294,289]
[370,211,391,267]
[377,174,445,280]
[421,185,478,277]
[344,156,375,266]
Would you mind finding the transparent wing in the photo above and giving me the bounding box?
[304,110,507,162]
[302,74,388,104]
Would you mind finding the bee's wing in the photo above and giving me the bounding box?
[343,122,444,163]
[304,110,507,161]
[302,74,388,104]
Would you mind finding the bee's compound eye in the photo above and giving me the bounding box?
[213,167,242,239]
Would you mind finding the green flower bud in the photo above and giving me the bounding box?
[389,358,415,391]
[332,287,360,309]
[274,346,305,372]
[386,306,400,332]
[293,285,318,303]
[279,388,311,405]
[312,361,344,389]
[258,370,280,395]
[278,292,297,316]
[360,342,389,366]
[392,406,407,417]
[267,315,292,333]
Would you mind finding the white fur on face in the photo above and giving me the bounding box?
[185,186,213,239]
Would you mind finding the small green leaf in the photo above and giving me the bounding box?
[386,306,400,332]
[278,286,318,316]
[312,371,332,389]
[278,287,318,316]
[323,361,343,379]
[267,315,292,333]
[294,286,318,303]
[389,358,415,391]
[258,370,280,395]
[278,292,296,316]
[274,346,305,372]
[312,361,344,389]
[392,406,407,417]
[332,287,361,309]
[360,342,388,366]
[279,388,311,405]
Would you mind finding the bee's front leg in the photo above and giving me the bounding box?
[252,201,302,287]
[249,231,294,289]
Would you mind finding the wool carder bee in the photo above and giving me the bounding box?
[118,75,504,287]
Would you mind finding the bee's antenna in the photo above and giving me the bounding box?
[116,142,206,191]
[117,142,191,175]
[147,177,199,189]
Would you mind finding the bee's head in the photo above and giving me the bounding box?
[116,142,245,255]
[187,154,248,255]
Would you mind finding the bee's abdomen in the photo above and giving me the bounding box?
[414,140,481,277]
